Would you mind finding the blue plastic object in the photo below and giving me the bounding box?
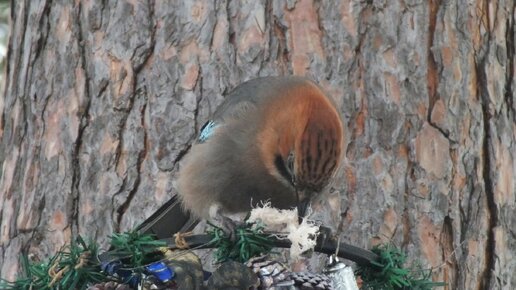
[146,261,175,282]
[101,260,141,287]
[101,260,122,275]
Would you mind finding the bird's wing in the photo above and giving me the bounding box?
[200,76,312,142]
[197,87,260,143]
[212,76,300,121]
[136,194,199,239]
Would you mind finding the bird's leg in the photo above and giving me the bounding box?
[208,204,244,241]
[318,225,334,247]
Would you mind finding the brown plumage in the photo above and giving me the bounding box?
[176,76,344,222]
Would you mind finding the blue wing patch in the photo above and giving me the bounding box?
[198,120,217,143]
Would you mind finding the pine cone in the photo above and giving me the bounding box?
[87,281,132,290]
[289,272,332,290]
[246,255,294,289]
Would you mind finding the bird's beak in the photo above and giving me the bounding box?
[297,197,311,219]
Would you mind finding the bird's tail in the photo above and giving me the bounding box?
[136,195,199,239]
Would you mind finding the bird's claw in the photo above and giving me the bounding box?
[215,214,245,242]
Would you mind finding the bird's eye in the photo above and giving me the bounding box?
[286,151,295,172]
[286,151,296,185]
[274,152,296,187]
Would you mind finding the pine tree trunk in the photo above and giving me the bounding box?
[0,1,514,288]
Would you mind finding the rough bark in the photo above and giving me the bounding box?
[0,0,514,289]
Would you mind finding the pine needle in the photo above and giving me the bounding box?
[355,244,446,290]
[207,222,274,263]
[0,236,104,290]
[108,231,167,267]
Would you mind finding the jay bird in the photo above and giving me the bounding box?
[137,76,344,238]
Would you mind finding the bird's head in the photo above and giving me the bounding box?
[258,81,344,215]
[292,107,343,195]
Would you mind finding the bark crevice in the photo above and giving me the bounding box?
[71,1,93,236]
[439,215,458,289]
[113,0,156,229]
[426,0,441,125]
[476,53,498,290]
[504,7,515,119]
[115,100,148,231]
[480,100,497,290]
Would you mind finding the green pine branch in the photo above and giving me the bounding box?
[108,231,166,267]
[0,226,448,290]
[0,236,105,290]
[207,222,274,263]
[0,231,167,290]
[355,244,446,290]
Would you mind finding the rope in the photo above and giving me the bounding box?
[48,251,90,287]
[75,251,91,269]
[48,264,69,287]
[174,231,193,249]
